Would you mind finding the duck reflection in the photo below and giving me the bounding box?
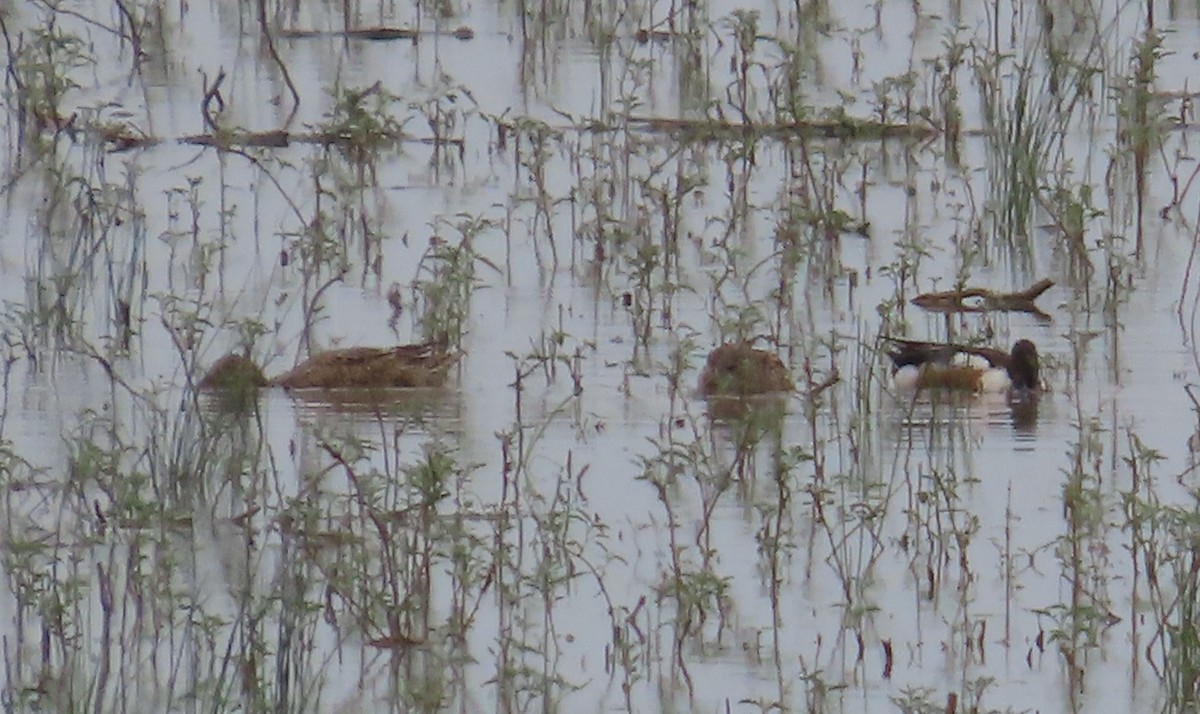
[703,393,789,423]
[1009,393,1040,435]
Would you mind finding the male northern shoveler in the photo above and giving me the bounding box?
[199,342,458,391]
[698,342,794,397]
[883,337,1040,394]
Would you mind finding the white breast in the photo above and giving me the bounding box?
[977,368,1012,393]
[951,352,990,369]
[892,365,921,390]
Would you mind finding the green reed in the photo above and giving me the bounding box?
[1122,428,1200,712]
[2,19,92,155]
[413,215,494,350]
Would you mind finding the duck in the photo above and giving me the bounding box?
[198,342,458,391]
[883,337,1040,394]
[698,342,794,397]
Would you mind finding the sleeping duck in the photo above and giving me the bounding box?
[698,342,794,397]
[199,342,458,391]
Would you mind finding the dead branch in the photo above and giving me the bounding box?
[911,279,1054,318]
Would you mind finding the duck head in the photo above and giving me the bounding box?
[699,343,793,396]
[1007,339,1039,392]
[199,353,268,390]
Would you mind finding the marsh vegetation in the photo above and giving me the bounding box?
[3,0,1200,712]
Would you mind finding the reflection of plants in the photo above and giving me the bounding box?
[755,439,812,692]
[1100,228,1135,322]
[0,444,82,710]
[0,352,282,708]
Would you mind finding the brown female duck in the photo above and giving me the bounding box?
[199,342,458,391]
[698,342,793,397]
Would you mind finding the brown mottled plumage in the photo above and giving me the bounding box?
[271,344,456,388]
[199,342,458,391]
[197,354,268,390]
[698,342,793,397]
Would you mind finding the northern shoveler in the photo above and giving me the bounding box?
[199,342,458,391]
[698,342,794,397]
[884,337,1040,394]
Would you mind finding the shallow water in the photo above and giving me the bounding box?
[3,0,1200,712]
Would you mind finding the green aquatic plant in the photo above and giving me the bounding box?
[723,9,762,124]
[1114,31,1168,257]
[4,19,93,154]
[412,215,495,351]
[932,31,969,162]
[638,432,734,696]
[507,117,565,269]
[409,76,478,171]
[1045,178,1102,279]
[1120,429,1200,713]
[1044,412,1114,708]
[19,154,148,358]
[876,229,934,334]
[319,81,410,154]
[973,52,1052,255]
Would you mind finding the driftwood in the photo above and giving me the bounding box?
[99,128,464,153]
[911,279,1054,318]
[625,116,938,142]
[277,26,475,41]
[102,109,918,154]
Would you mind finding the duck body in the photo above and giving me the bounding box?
[884,338,1039,394]
[271,344,455,389]
[699,342,793,397]
[200,342,457,391]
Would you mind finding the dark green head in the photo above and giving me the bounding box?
[1007,339,1039,392]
